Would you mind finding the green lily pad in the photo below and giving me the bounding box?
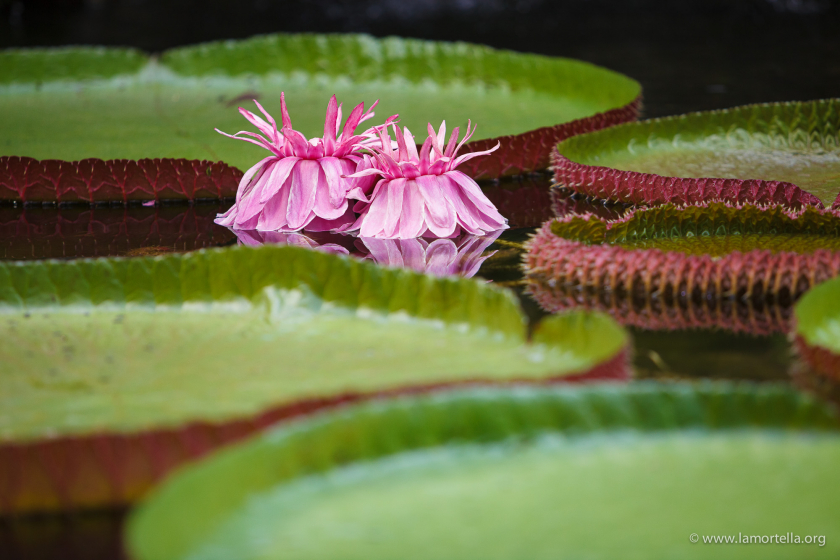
[795,275,840,355]
[555,99,840,206]
[0,244,629,515]
[0,244,626,443]
[793,276,840,409]
[126,383,840,560]
[525,202,840,335]
[552,202,840,256]
[0,34,640,173]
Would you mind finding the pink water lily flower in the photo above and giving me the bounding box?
[215,93,394,232]
[342,121,509,239]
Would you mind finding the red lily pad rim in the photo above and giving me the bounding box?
[0,352,629,516]
[0,97,642,205]
[524,215,840,335]
[552,99,840,210]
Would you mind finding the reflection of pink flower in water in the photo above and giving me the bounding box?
[228,227,503,279]
[215,93,394,233]
[232,229,350,256]
[342,122,508,239]
[357,230,503,278]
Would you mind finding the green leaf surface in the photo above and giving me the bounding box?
[127,383,840,560]
[795,275,840,353]
[0,244,626,442]
[0,34,640,172]
[551,202,840,256]
[557,99,840,205]
[0,46,148,84]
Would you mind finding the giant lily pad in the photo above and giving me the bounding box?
[0,34,641,204]
[524,202,840,334]
[553,99,840,208]
[0,244,627,514]
[127,383,840,560]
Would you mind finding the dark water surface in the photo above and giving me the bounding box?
[2,1,838,558]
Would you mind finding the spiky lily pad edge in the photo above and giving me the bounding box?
[552,99,840,210]
[523,210,840,334]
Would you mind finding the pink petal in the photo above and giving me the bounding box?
[403,127,419,161]
[312,163,349,221]
[319,157,352,207]
[257,157,299,204]
[398,180,427,239]
[415,175,456,238]
[309,206,356,232]
[446,170,507,226]
[444,127,460,158]
[339,101,367,142]
[359,181,392,237]
[438,174,481,233]
[451,141,500,169]
[235,161,281,226]
[382,177,406,238]
[322,95,338,153]
[256,170,293,231]
[280,92,293,129]
[286,160,321,230]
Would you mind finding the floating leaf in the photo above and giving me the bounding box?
[0,35,641,204]
[524,202,840,334]
[0,245,627,514]
[553,99,840,208]
[126,383,840,560]
[793,275,840,388]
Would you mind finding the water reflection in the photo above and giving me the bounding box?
[231,228,504,279]
[0,204,235,260]
[538,186,798,382]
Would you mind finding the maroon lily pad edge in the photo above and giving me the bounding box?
[0,97,641,206]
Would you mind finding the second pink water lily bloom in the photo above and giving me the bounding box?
[215,93,394,232]
[343,122,509,239]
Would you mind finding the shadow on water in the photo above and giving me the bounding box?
[0,512,127,560]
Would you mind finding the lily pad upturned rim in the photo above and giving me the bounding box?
[126,381,840,560]
[524,203,840,334]
[552,98,840,210]
[0,244,628,515]
[794,275,840,382]
[0,35,642,203]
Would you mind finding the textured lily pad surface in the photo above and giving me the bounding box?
[0,35,640,176]
[554,99,840,207]
[555,202,840,255]
[127,383,840,560]
[0,245,625,443]
[0,244,628,514]
[525,203,840,334]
